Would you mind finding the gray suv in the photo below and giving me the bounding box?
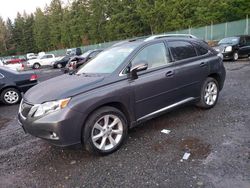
[18,37,226,155]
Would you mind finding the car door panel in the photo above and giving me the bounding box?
[131,65,180,119]
[127,42,182,120]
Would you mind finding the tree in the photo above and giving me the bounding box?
[33,8,51,51]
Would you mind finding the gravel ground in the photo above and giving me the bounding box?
[0,62,250,188]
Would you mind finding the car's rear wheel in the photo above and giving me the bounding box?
[233,51,239,61]
[83,106,128,155]
[0,88,21,105]
[196,77,219,109]
[33,63,40,69]
[57,63,62,69]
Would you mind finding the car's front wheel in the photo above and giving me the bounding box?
[57,63,62,69]
[0,88,21,105]
[233,51,239,61]
[83,106,128,155]
[33,63,40,69]
[196,77,219,109]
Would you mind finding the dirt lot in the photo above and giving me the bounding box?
[0,61,250,188]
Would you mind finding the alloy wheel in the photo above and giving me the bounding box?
[4,90,19,104]
[233,52,239,61]
[91,114,123,151]
[204,81,218,106]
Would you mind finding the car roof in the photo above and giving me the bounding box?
[112,36,201,48]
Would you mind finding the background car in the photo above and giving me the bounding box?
[27,54,57,69]
[26,53,38,60]
[52,56,71,69]
[66,47,82,56]
[213,35,250,60]
[0,59,24,71]
[0,67,38,105]
[5,57,26,64]
[64,49,103,73]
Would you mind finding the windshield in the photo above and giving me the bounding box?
[80,51,92,58]
[218,37,239,45]
[77,45,137,74]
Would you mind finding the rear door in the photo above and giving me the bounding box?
[167,40,210,99]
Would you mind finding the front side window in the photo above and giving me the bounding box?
[168,41,197,60]
[131,43,170,70]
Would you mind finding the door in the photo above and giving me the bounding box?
[238,36,250,57]
[128,42,180,120]
[0,71,6,90]
[41,55,54,66]
[167,40,209,99]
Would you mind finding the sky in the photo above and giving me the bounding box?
[0,0,68,21]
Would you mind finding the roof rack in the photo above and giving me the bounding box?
[144,34,197,42]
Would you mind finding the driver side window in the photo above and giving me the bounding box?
[131,43,171,70]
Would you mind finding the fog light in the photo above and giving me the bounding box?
[50,132,59,140]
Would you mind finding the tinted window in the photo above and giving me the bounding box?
[47,55,53,58]
[239,37,246,45]
[131,43,170,69]
[168,41,197,60]
[245,37,250,45]
[193,43,208,56]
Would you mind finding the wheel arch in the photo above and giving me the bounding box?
[0,85,20,94]
[80,101,132,143]
[208,73,222,90]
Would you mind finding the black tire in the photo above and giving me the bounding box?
[33,63,40,69]
[83,106,128,155]
[196,77,219,109]
[0,88,21,105]
[233,51,239,61]
[57,63,62,69]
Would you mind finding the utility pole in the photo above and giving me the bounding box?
[246,15,249,35]
[211,21,213,40]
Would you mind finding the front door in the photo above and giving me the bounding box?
[129,42,180,120]
[238,36,250,57]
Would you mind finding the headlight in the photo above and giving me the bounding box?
[224,46,232,52]
[32,98,71,117]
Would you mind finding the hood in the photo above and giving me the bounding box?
[24,74,105,104]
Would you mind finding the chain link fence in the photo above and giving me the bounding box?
[2,18,249,59]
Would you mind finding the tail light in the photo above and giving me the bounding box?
[30,74,38,81]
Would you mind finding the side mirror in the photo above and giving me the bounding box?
[130,62,148,79]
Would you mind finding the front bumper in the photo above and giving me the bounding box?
[222,51,234,60]
[18,106,84,147]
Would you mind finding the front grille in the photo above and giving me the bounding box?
[20,101,33,118]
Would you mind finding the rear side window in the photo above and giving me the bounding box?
[192,43,209,56]
[168,41,197,60]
